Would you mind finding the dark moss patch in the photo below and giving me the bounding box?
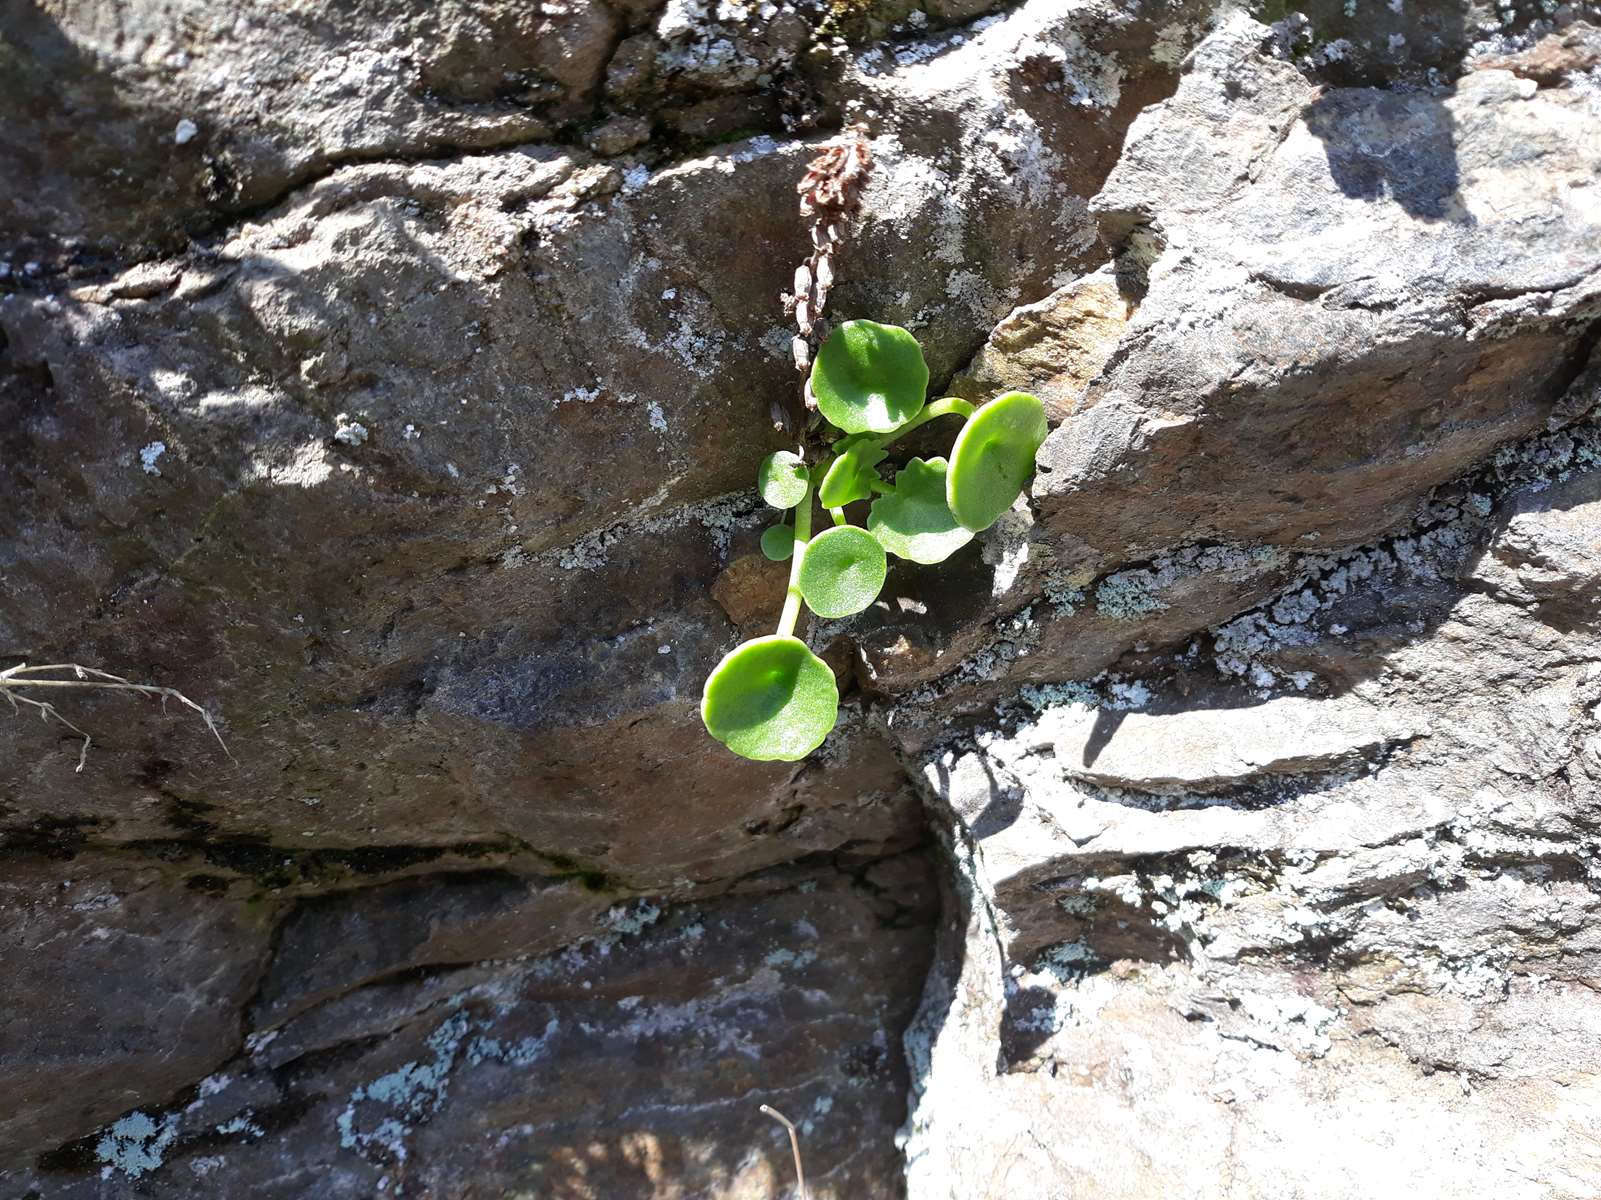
[164,795,219,836]
[533,849,621,893]
[0,815,105,862]
[34,1134,100,1173]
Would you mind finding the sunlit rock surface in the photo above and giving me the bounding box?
[2,1,1598,1196]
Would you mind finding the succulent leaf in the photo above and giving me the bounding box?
[796,525,887,618]
[758,450,810,509]
[809,320,928,435]
[817,434,888,508]
[868,456,974,564]
[946,391,1048,532]
[701,635,839,761]
[760,524,795,561]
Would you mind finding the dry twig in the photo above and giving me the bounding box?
[760,1104,810,1200]
[0,661,232,772]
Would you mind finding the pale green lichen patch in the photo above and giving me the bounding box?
[1042,577,1086,613]
[764,946,819,970]
[1205,414,1601,692]
[215,1114,264,1139]
[97,1111,179,1180]
[1019,680,1097,711]
[1036,938,1102,979]
[335,1006,566,1164]
[1055,892,1099,917]
[1094,544,1287,621]
[1094,569,1168,618]
[604,899,663,937]
[337,1011,470,1159]
[467,1018,561,1068]
[1016,672,1153,717]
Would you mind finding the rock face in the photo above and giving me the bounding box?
[903,416,1601,1198]
[8,855,936,1197]
[3,1,1600,1197]
[894,16,1601,1198]
[1047,15,1601,562]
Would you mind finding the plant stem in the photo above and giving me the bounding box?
[829,507,846,526]
[881,396,975,447]
[868,478,894,494]
[776,470,814,638]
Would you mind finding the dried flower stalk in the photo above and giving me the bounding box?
[773,124,873,432]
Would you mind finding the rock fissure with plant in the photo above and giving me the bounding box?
[5,2,1601,1197]
[702,135,1052,761]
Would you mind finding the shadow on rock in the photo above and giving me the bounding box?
[1302,88,1470,224]
[0,0,214,262]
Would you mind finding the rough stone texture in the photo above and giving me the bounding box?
[0,0,1198,1189]
[903,411,1601,1198]
[0,857,277,1166]
[0,0,1183,880]
[6,854,937,1196]
[1037,16,1601,563]
[891,13,1601,1200]
[949,266,1133,422]
[1031,694,1428,795]
[1048,16,1601,563]
[5,0,1601,1196]
[857,5,1601,735]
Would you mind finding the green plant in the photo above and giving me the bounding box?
[699,320,1047,761]
[697,128,1047,762]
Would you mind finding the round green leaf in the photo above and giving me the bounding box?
[817,434,888,508]
[758,451,809,509]
[809,320,929,435]
[797,524,887,618]
[947,391,1049,532]
[701,635,839,761]
[760,524,795,561]
[868,457,974,564]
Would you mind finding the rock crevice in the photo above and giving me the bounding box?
[4,2,1601,1197]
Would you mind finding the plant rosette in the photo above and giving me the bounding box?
[701,319,1050,762]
